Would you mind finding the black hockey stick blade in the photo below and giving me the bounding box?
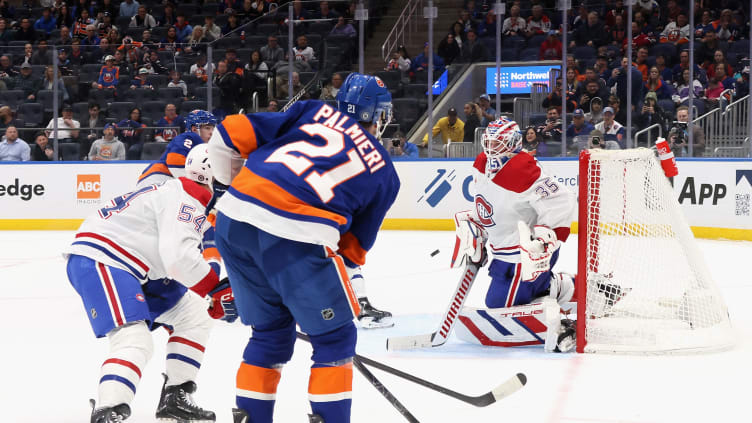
[296,332,421,423]
[355,353,527,407]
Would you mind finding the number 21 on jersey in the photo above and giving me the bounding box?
[265,123,366,203]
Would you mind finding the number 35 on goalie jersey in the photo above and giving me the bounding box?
[209,100,401,267]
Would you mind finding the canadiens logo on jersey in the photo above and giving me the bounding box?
[475,194,495,226]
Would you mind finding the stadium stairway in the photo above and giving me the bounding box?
[364,0,464,74]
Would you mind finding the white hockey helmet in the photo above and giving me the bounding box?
[481,117,522,160]
[184,144,212,185]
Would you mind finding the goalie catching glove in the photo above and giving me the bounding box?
[451,210,488,268]
[518,222,560,281]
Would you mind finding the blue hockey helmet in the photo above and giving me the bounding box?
[186,110,218,131]
[336,73,393,139]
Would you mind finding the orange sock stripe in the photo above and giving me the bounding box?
[308,363,353,396]
[236,363,282,394]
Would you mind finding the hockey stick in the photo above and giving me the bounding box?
[386,262,480,350]
[295,332,421,423]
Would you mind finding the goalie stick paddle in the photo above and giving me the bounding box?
[296,332,527,408]
[387,262,480,350]
[295,332,421,423]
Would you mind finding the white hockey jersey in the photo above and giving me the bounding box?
[470,152,576,263]
[64,177,219,296]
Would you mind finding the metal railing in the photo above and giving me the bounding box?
[632,123,663,148]
[714,138,751,158]
[380,0,423,61]
[444,142,481,158]
[513,97,533,129]
[530,82,549,113]
[696,94,750,156]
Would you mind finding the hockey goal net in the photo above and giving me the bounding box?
[576,148,734,354]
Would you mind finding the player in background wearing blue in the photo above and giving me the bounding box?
[65,146,237,423]
[137,110,218,188]
[206,73,400,423]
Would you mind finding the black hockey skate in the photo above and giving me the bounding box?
[156,374,216,422]
[90,399,131,423]
[232,408,249,423]
[553,318,576,353]
[357,297,394,329]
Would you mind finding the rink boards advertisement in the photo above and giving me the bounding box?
[0,159,751,239]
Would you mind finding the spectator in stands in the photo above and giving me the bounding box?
[98,12,118,37]
[585,96,604,124]
[190,54,210,82]
[154,103,183,143]
[73,0,93,19]
[438,33,461,65]
[644,66,672,100]
[633,9,656,36]
[276,70,305,100]
[524,5,551,39]
[291,35,316,66]
[57,4,76,30]
[449,22,465,48]
[694,9,716,38]
[565,68,581,94]
[571,11,607,49]
[130,67,154,89]
[222,9,241,35]
[266,99,279,112]
[0,19,11,46]
[261,35,285,64]
[168,70,188,99]
[41,66,69,102]
[728,11,749,42]
[460,29,487,63]
[81,24,101,48]
[608,56,644,112]
[566,108,594,147]
[95,0,118,22]
[69,39,86,67]
[94,55,119,90]
[73,9,94,38]
[88,123,125,160]
[706,50,733,81]
[522,126,541,155]
[330,15,355,38]
[239,0,265,22]
[15,43,32,66]
[539,30,562,60]
[579,80,607,113]
[130,5,157,28]
[12,63,40,101]
[316,1,339,21]
[412,42,445,73]
[0,55,15,80]
[284,0,309,37]
[30,40,52,66]
[608,95,630,131]
[117,107,146,160]
[655,55,673,83]
[159,2,176,27]
[635,47,650,81]
[542,77,577,114]
[106,27,122,47]
[388,131,419,160]
[141,29,158,51]
[421,107,464,147]
[53,26,73,46]
[214,60,244,118]
[386,48,411,72]
[604,0,627,28]
[319,72,344,100]
[160,26,179,53]
[706,64,734,106]
[82,102,105,149]
[15,18,37,43]
[224,48,244,76]
[34,7,57,35]
[477,93,496,127]
[202,15,221,41]
[0,126,29,161]
[636,92,667,136]
[502,4,526,37]
[594,106,626,148]
[174,12,193,42]
[660,11,690,45]
[670,105,705,156]
[183,26,207,57]
[119,0,139,18]
[0,106,21,130]
[31,132,54,161]
[46,104,80,143]
[630,20,656,50]
[462,101,481,143]
[143,50,168,74]
[536,106,563,148]
[672,50,705,85]
[697,30,722,71]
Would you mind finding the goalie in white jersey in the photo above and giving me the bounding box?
[64,145,235,423]
[453,117,576,332]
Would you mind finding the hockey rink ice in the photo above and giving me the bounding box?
[3,229,751,423]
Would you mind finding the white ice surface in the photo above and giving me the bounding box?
[2,230,751,423]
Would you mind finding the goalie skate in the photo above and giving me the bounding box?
[358,297,394,329]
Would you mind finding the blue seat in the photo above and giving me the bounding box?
[501,47,519,61]
[574,46,596,61]
[519,47,539,61]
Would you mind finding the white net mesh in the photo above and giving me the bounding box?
[580,148,734,354]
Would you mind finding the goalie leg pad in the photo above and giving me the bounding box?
[455,300,561,347]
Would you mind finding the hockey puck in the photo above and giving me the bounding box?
[430,249,440,257]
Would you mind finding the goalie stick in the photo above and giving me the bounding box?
[387,262,480,350]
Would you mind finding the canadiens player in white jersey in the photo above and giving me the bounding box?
[65,145,236,423]
[454,117,577,341]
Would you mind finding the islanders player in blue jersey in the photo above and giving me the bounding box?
[206,73,400,423]
[137,110,218,188]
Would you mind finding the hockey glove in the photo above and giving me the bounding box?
[205,180,229,220]
[519,222,560,281]
[208,278,237,322]
[451,210,488,268]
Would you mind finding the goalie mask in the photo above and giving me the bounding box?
[481,118,522,168]
[185,144,213,185]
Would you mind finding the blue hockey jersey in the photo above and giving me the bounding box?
[139,131,204,183]
[209,100,401,267]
